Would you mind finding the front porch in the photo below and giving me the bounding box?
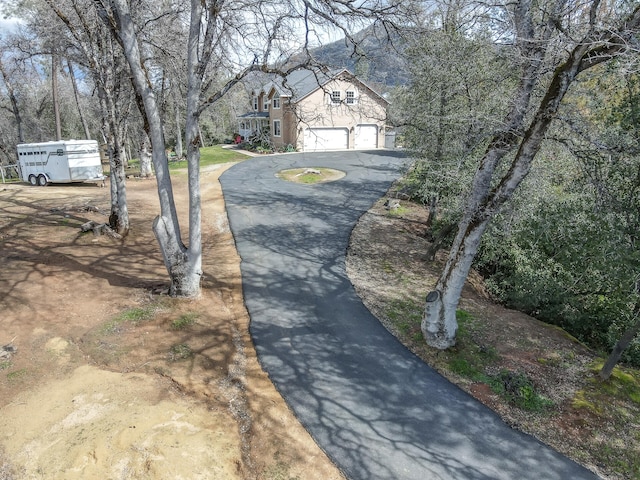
[237,112,270,143]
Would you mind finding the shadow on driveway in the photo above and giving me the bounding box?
[220,151,599,480]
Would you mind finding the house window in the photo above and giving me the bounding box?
[264,98,269,111]
[253,97,258,111]
[273,94,280,109]
[346,91,356,105]
[331,90,341,104]
[273,119,281,137]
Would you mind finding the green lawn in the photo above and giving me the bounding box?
[124,145,249,173]
[168,145,249,170]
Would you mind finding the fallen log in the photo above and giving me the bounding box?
[78,205,108,215]
[80,220,123,239]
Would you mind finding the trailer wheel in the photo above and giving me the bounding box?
[29,175,37,186]
[37,174,49,186]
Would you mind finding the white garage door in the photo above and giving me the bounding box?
[303,128,349,151]
[354,124,378,149]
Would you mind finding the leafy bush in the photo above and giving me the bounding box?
[476,195,640,366]
[492,370,553,411]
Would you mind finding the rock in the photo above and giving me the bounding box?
[1,344,17,360]
[80,221,122,239]
[296,168,322,176]
[384,198,401,210]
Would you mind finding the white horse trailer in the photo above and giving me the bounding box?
[17,140,105,186]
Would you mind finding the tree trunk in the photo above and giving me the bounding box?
[67,59,92,139]
[107,96,129,236]
[0,60,25,143]
[198,124,206,147]
[422,215,491,347]
[421,9,638,348]
[100,91,129,236]
[119,117,130,168]
[424,221,456,261]
[174,92,183,159]
[109,0,199,296]
[600,281,640,380]
[126,134,132,166]
[179,0,206,296]
[599,317,640,381]
[52,54,63,140]
[139,132,153,177]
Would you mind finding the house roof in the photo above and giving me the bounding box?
[238,112,269,119]
[276,69,334,99]
[262,68,389,105]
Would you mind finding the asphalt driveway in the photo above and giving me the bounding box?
[220,151,599,480]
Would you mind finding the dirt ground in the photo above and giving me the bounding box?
[0,164,344,480]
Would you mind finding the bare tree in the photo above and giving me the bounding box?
[51,53,62,140]
[43,0,132,235]
[92,0,406,296]
[66,58,92,139]
[0,54,25,143]
[422,1,640,349]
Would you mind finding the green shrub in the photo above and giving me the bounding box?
[102,305,156,334]
[171,313,198,330]
[169,343,193,361]
[493,370,553,411]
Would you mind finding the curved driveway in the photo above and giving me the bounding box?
[220,151,598,480]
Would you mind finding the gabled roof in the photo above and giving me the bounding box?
[258,68,388,105]
[276,69,335,100]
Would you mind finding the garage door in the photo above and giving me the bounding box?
[354,124,378,149]
[303,128,349,151]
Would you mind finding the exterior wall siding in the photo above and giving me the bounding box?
[283,101,297,148]
[250,72,388,151]
[294,77,387,150]
[270,98,284,148]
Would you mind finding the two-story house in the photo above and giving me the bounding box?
[238,68,389,152]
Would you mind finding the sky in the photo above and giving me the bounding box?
[0,10,23,35]
[0,19,20,34]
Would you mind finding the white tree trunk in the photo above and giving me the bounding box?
[422,218,489,348]
[181,0,206,296]
[422,3,640,349]
[110,0,200,296]
[174,93,183,159]
[66,59,92,140]
[52,54,62,141]
[44,0,130,236]
[139,132,153,177]
[100,90,130,236]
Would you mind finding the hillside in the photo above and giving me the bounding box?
[346,195,640,480]
[310,24,409,87]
